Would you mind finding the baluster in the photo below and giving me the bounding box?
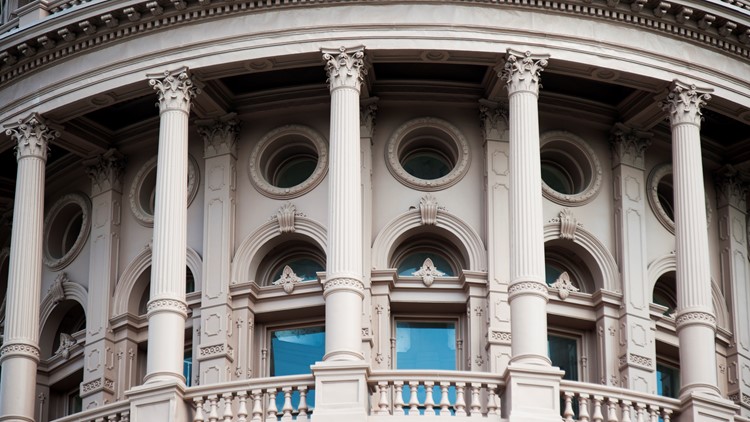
[579,393,590,422]
[237,391,249,422]
[298,386,309,418]
[607,397,619,422]
[439,382,451,416]
[95,417,105,422]
[455,382,467,417]
[470,383,482,417]
[394,381,405,415]
[108,415,117,422]
[193,397,206,422]
[648,405,659,422]
[592,395,604,422]
[423,381,436,415]
[408,381,420,416]
[208,395,220,422]
[121,411,130,422]
[281,387,293,421]
[620,400,632,422]
[662,409,673,422]
[487,384,499,416]
[250,390,263,422]
[266,388,278,422]
[562,392,575,422]
[222,392,234,422]
[635,403,646,422]
[374,382,390,415]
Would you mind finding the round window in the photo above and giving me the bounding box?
[540,131,602,206]
[43,193,92,271]
[129,155,200,227]
[248,125,328,199]
[386,117,470,191]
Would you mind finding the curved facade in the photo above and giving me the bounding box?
[0,1,749,421]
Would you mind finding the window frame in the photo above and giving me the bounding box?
[391,315,465,371]
[262,319,326,378]
[547,328,588,382]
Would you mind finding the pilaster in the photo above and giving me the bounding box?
[715,166,750,416]
[81,149,125,410]
[610,124,657,393]
[360,97,377,363]
[195,114,240,385]
[144,66,199,385]
[320,46,367,362]
[662,81,728,408]
[480,100,513,373]
[0,113,58,422]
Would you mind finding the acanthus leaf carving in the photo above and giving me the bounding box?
[549,271,579,300]
[197,114,241,158]
[275,203,304,234]
[500,49,549,95]
[84,148,126,195]
[322,46,366,91]
[662,80,712,127]
[479,102,509,141]
[273,265,303,294]
[412,257,446,287]
[419,194,441,226]
[610,123,652,169]
[148,67,200,113]
[4,113,59,161]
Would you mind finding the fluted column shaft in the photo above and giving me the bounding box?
[322,46,366,361]
[0,114,58,422]
[501,49,551,366]
[664,80,720,397]
[145,67,198,383]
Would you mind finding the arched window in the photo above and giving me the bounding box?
[136,266,197,316]
[652,272,677,316]
[257,240,325,290]
[544,243,594,295]
[391,232,465,282]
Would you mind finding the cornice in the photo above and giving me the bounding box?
[0,0,748,91]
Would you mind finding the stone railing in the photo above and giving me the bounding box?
[184,374,315,422]
[560,380,680,421]
[47,0,100,15]
[367,370,504,418]
[50,399,130,422]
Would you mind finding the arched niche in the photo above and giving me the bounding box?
[112,246,202,317]
[647,253,730,331]
[232,215,327,284]
[39,273,88,341]
[372,208,486,272]
[543,223,619,293]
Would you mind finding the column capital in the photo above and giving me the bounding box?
[84,148,126,195]
[500,49,549,96]
[147,66,200,114]
[610,123,653,170]
[714,165,747,211]
[360,97,378,138]
[196,113,241,158]
[322,46,367,92]
[479,100,509,142]
[662,80,713,127]
[4,113,59,161]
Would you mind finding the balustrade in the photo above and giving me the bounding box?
[368,370,503,418]
[560,381,680,422]
[50,400,130,422]
[185,374,314,422]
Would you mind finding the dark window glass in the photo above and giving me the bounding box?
[274,156,317,188]
[402,151,452,180]
[272,258,324,283]
[542,162,575,195]
[184,349,193,387]
[545,264,563,286]
[548,334,578,381]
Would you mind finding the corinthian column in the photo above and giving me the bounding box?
[320,46,366,362]
[501,50,550,367]
[663,80,720,396]
[144,67,199,384]
[0,113,59,422]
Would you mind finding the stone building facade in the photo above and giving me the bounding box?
[0,1,749,421]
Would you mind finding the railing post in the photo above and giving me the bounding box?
[281,387,293,421]
[423,381,436,416]
[222,393,234,422]
[265,389,278,422]
[374,382,390,415]
[592,395,604,422]
[298,386,309,418]
[487,384,499,416]
[562,392,575,422]
[394,381,405,415]
[408,381,420,416]
[621,400,633,422]
[193,397,205,422]
[237,391,248,422]
[635,402,646,422]
[579,393,590,422]
[439,382,451,416]
[470,383,482,417]
[607,397,619,422]
[455,382,467,416]
[250,390,263,422]
[208,395,219,422]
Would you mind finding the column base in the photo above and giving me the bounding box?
[680,391,738,422]
[310,360,370,422]
[126,380,190,422]
[503,363,564,422]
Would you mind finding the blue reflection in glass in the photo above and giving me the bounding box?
[272,259,324,283]
[270,326,324,414]
[397,254,454,277]
[396,321,456,415]
[656,363,679,398]
[183,350,193,387]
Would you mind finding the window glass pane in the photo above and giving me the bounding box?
[396,321,456,415]
[397,253,454,277]
[402,151,452,180]
[183,350,193,387]
[545,264,563,286]
[270,326,325,376]
[272,258,324,283]
[656,363,680,398]
[542,163,574,194]
[274,156,317,188]
[548,334,578,381]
